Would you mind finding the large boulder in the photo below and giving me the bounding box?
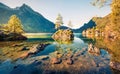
[52,29,74,44]
[66,58,73,65]
[88,43,100,56]
[19,43,50,59]
[50,57,62,64]
[110,61,120,71]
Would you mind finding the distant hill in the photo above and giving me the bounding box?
[74,15,110,33]
[0,3,56,33]
[92,15,110,29]
[0,2,108,33]
[73,19,97,33]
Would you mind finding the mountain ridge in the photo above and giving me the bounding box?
[0,2,100,33]
[0,2,56,33]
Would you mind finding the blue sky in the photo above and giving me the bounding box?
[0,0,111,28]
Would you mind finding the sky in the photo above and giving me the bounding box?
[0,0,111,29]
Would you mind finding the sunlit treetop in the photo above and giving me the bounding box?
[55,14,63,29]
[68,20,73,28]
[91,0,112,8]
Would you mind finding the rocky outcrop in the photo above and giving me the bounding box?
[66,58,73,65]
[52,29,74,44]
[82,30,86,35]
[18,46,30,51]
[5,33,27,41]
[20,43,50,59]
[0,33,27,41]
[88,43,100,55]
[110,61,120,71]
[50,57,62,64]
[12,43,24,47]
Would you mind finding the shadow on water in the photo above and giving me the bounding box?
[26,38,54,42]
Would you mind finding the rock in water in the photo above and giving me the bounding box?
[28,44,39,54]
[52,29,74,44]
[110,61,120,71]
[94,47,100,55]
[20,52,29,59]
[66,58,73,65]
[88,44,100,56]
[51,57,62,64]
[88,43,94,53]
[19,44,49,59]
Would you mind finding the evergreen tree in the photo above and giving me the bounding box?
[55,14,63,29]
[68,20,73,28]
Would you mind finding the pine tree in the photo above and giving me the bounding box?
[55,14,63,29]
[68,20,73,28]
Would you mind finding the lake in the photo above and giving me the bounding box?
[0,33,120,74]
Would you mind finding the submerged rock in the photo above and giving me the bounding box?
[20,52,29,59]
[40,56,49,60]
[88,43,94,53]
[12,43,24,47]
[66,58,73,65]
[20,46,30,51]
[29,44,50,54]
[28,44,39,54]
[88,43,100,56]
[52,29,74,44]
[110,61,120,71]
[19,44,50,59]
[51,57,62,64]
[94,47,100,55]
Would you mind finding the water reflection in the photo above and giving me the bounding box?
[0,33,119,74]
[83,34,120,72]
[29,35,112,74]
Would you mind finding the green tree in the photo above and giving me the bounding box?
[7,15,24,34]
[68,20,73,28]
[55,14,63,29]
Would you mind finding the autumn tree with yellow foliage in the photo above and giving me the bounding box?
[111,0,120,32]
[5,15,24,34]
[0,15,27,41]
[89,0,120,39]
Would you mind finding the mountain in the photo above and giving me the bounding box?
[74,15,110,33]
[0,3,56,33]
[0,2,103,33]
[73,19,97,33]
[92,15,110,29]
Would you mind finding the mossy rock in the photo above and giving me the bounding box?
[52,29,74,44]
